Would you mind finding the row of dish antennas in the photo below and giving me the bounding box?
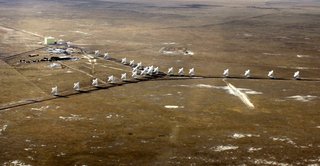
[120,58,301,79]
[94,51,195,76]
[51,69,300,96]
[120,57,195,77]
[51,69,301,95]
[51,69,195,96]
[51,77,116,96]
[223,69,301,80]
[98,52,300,79]
[50,68,195,97]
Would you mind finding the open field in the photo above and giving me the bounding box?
[0,0,320,165]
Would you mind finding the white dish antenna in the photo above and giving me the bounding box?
[244,69,250,78]
[189,68,195,76]
[147,66,154,75]
[108,75,115,83]
[129,60,135,66]
[132,71,138,78]
[136,62,142,68]
[178,68,184,76]
[293,71,300,80]
[223,69,229,77]
[268,70,274,79]
[132,66,138,73]
[104,53,110,59]
[168,67,173,75]
[73,82,80,91]
[94,50,99,56]
[153,67,159,74]
[51,86,58,96]
[121,73,127,80]
[140,68,148,75]
[92,78,98,87]
[121,58,127,64]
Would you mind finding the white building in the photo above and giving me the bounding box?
[44,36,56,45]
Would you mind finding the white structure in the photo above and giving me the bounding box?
[73,82,80,91]
[189,68,195,76]
[178,68,184,76]
[88,59,97,64]
[108,75,116,83]
[66,41,72,47]
[104,53,110,60]
[51,86,58,96]
[57,39,65,45]
[92,78,99,87]
[140,68,147,75]
[132,71,138,78]
[129,60,135,66]
[293,71,300,80]
[168,67,174,75]
[121,58,127,64]
[244,69,250,78]
[268,70,274,79]
[223,69,229,77]
[88,59,97,74]
[136,62,142,69]
[94,50,100,56]
[121,73,127,81]
[147,66,154,75]
[153,67,159,74]
[44,36,56,45]
[132,66,138,73]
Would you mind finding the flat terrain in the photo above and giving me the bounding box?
[0,0,319,165]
